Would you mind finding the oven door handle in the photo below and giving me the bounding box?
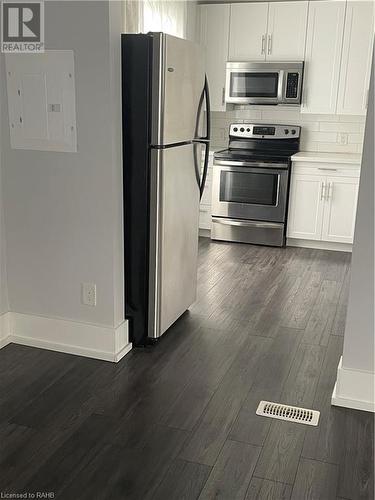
[214,160,289,170]
[212,218,284,229]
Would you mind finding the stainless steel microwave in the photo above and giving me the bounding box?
[225,61,304,105]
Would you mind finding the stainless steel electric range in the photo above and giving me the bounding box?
[212,123,300,247]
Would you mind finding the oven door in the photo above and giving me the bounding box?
[212,162,289,223]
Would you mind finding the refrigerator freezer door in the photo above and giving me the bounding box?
[151,33,205,146]
[149,143,200,338]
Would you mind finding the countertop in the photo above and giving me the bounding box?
[291,151,362,165]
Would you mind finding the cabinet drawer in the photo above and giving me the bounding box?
[292,162,360,178]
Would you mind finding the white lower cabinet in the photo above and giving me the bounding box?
[287,163,360,246]
[199,205,211,230]
[321,176,359,243]
[287,174,325,240]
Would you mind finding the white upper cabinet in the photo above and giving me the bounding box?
[229,2,307,62]
[229,3,269,61]
[200,4,230,111]
[267,1,308,61]
[302,1,346,114]
[337,1,375,116]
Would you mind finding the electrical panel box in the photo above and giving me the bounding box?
[5,50,77,152]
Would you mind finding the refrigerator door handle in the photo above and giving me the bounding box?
[199,141,209,200]
[193,142,202,192]
[193,75,211,199]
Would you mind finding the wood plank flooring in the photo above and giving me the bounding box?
[0,238,373,499]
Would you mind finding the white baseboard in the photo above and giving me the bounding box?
[331,356,375,413]
[0,312,132,363]
[287,238,353,252]
[0,312,11,348]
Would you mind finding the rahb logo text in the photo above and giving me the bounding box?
[1,1,44,52]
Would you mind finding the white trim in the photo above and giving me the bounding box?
[0,312,11,348]
[0,312,132,363]
[331,356,375,413]
[287,238,353,253]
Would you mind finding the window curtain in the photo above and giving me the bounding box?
[123,1,188,39]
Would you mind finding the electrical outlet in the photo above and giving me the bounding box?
[82,283,96,307]
[338,133,348,145]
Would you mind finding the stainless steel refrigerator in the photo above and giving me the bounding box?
[122,32,210,346]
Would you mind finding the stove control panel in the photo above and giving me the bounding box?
[230,124,300,139]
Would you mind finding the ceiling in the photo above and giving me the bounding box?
[198,0,322,3]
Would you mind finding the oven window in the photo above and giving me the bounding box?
[230,72,279,98]
[220,171,279,206]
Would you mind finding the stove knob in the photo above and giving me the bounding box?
[246,128,251,132]
[240,127,245,132]
[233,127,238,132]
[291,129,296,135]
[284,129,289,135]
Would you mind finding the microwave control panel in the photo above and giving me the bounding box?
[285,73,299,99]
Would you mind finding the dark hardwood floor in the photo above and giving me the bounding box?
[1,238,373,499]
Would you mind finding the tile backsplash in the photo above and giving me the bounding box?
[210,107,365,154]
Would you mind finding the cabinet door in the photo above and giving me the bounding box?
[287,174,325,240]
[301,1,346,114]
[229,3,269,61]
[321,176,359,244]
[337,1,375,116]
[266,1,308,61]
[200,4,230,111]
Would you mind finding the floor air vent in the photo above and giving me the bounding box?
[256,401,320,426]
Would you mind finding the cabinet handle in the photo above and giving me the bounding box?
[222,87,225,106]
[318,168,338,171]
[261,35,266,55]
[327,182,333,200]
[320,182,327,201]
[268,34,272,55]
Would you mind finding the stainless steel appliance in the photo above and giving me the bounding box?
[226,62,304,105]
[212,123,300,247]
[122,33,210,346]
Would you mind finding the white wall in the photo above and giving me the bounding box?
[342,60,374,372]
[332,53,374,412]
[0,1,124,329]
